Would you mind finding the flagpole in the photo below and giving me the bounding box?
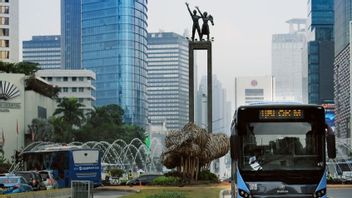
[16,120,19,150]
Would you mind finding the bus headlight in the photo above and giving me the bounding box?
[314,188,326,198]
[239,189,251,198]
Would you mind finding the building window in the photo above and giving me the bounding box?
[78,98,84,103]
[72,77,77,81]
[47,77,53,81]
[56,77,62,81]
[79,77,84,81]
[72,87,77,92]
[79,87,84,92]
[0,17,9,25]
[0,28,9,36]
[0,39,9,47]
[63,77,68,81]
[0,50,9,59]
[63,87,68,92]
[37,106,47,119]
[0,6,9,14]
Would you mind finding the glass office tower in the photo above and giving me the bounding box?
[307,0,334,104]
[82,0,148,127]
[23,35,61,69]
[61,0,81,69]
[334,0,352,142]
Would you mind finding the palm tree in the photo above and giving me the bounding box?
[54,97,85,127]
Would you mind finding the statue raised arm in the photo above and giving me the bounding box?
[185,2,192,16]
[195,6,213,41]
[186,2,201,41]
[195,6,204,18]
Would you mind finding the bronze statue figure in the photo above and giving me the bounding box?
[185,2,202,41]
[196,6,214,41]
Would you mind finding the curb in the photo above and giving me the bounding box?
[95,186,140,193]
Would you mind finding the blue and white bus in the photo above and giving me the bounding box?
[230,104,336,198]
[22,146,101,188]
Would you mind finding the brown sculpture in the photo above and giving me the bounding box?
[161,123,229,181]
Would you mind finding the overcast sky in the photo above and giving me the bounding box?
[19,0,307,102]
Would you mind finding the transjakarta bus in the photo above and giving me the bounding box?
[22,146,101,188]
[230,104,336,198]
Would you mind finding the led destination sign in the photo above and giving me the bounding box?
[259,109,304,120]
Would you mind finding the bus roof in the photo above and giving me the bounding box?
[22,145,98,154]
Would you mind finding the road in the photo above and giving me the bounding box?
[94,190,130,198]
[328,188,352,198]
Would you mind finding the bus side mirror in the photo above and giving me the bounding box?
[327,134,336,159]
[326,126,336,159]
[230,135,239,161]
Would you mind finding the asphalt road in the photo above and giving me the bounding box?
[94,190,130,198]
[328,188,352,198]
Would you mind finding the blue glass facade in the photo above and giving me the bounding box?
[61,0,81,69]
[22,35,61,69]
[82,0,148,127]
[307,0,334,104]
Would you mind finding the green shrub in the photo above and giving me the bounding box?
[152,176,181,185]
[198,170,219,182]
[146,191,186,198]
[110,168,124,178]
[164,171,183,178]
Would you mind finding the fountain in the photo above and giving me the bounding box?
[9,138,164,174]
[326,138,352,181]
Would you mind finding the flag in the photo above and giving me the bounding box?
[0,128,4,145]
[31,130,35,142]
[16,120,19,135]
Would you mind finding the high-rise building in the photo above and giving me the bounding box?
[36,69,96,113]
[334,0,352,143]
[306,0,334,104]
[0,0,19,62]
[82,0,148,127]
[61,0,81,69]
[234,76,275,109]
[147,32,188,130]
[272,19,306,102]
[195,75,231,135]
[22,35,61,69]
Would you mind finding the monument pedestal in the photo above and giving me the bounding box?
[188,40,212,133]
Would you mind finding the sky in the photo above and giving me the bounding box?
[19,0,307,102]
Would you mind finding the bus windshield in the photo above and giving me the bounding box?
[239,122,324,171]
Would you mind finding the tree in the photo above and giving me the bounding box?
[74,104,146,144]
[28,118,54,142]
[0,61,39,75]
[50,116,72,143]
[54,97,85,128]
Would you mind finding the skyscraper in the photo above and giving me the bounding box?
[61,0,81,69]
[0,0,18,62]
[147,32,188,130]
[22,35,61,69]
[306,0,334,104]
[196,75,231,134]
[272,19,306,102]
[334,0,352,143]
[82,0,148,127]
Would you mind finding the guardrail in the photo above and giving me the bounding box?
[0,189,71,198]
